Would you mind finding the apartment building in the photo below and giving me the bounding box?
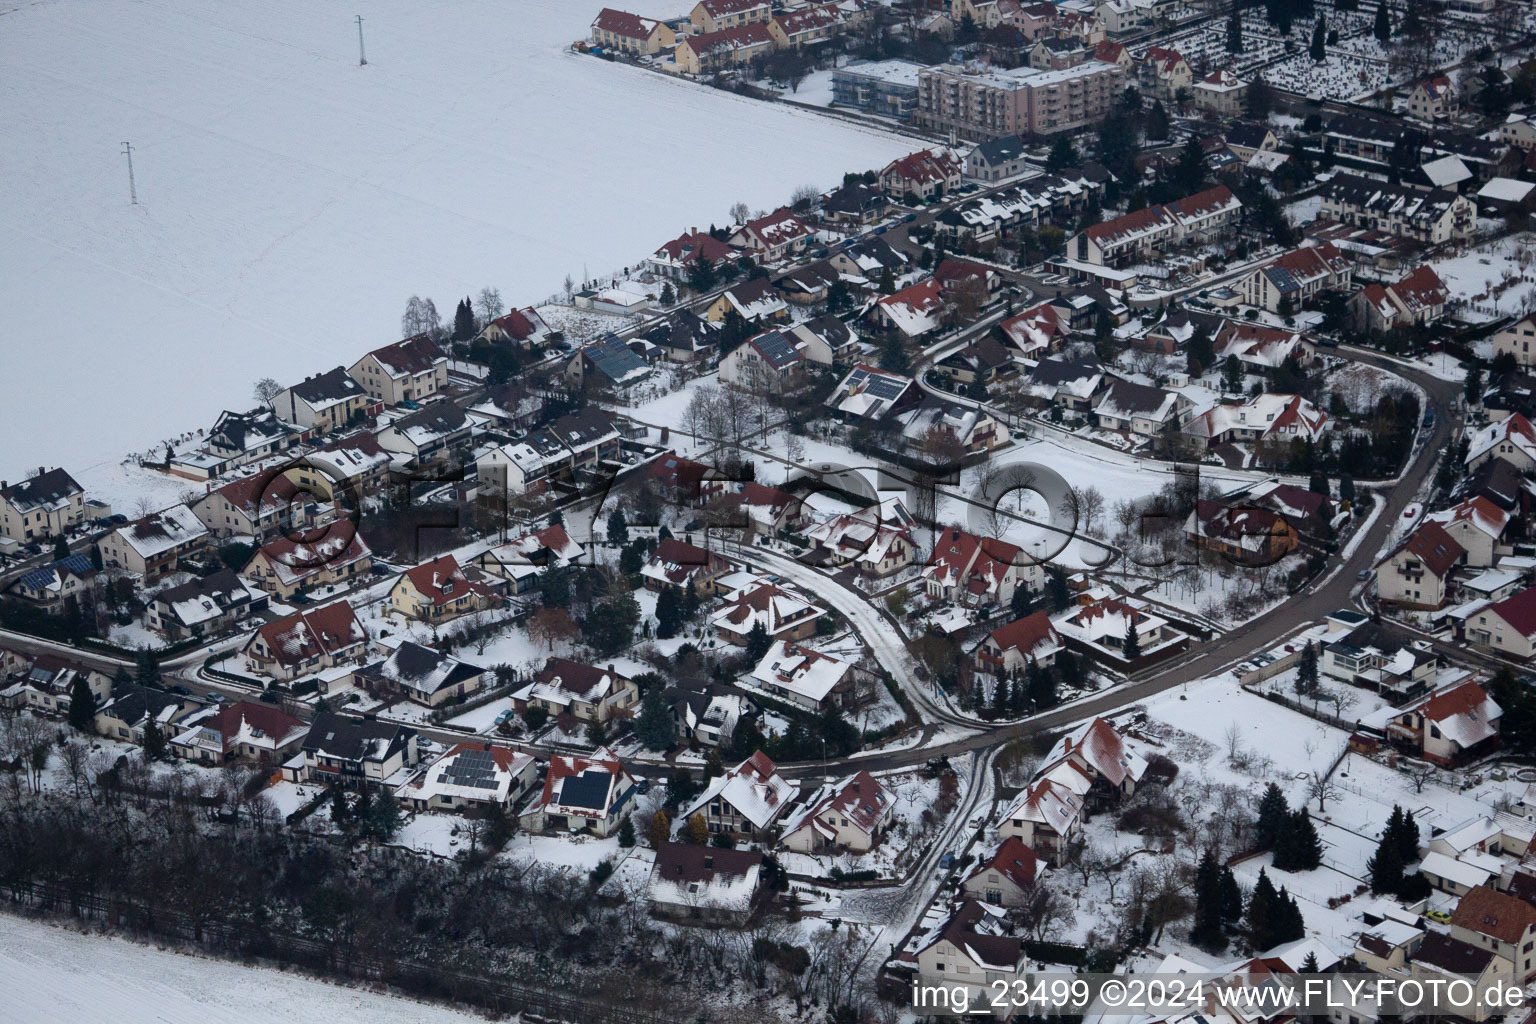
[915,61,1125,140]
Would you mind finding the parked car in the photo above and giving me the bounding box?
[904,212,916,223]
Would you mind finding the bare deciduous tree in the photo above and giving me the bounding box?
[729,201,751,225]
[401,295,440,339]
[252,377,283,406]
[476,287,505,323]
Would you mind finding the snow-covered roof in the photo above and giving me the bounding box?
[398,743,534,805]
[111,504,209,560]
[682,750,795,830]
[750,640,852,704]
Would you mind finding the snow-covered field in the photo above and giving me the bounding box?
[0,0,911,482]
[1431,233,1536,324]
[0,915,485,1024]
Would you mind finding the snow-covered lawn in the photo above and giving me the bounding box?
[0,914,486,1024]
[1432,233,1536,324]
[0,0,911,482]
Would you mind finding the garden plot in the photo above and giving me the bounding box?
[1431,233,1536,324]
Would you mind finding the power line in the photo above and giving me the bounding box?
[121,141,137,205]
[356,14,367,66]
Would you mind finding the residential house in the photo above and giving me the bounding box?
[718,329,806,391]
[1350,265,1451,334]
[513,656,639,723]
[1138,45,1190,100]
[961,836,1041,907]
[1029,35,1087,69]
[998,776,1083,865]
[647,842,763,926]
[170,409,299,481]
[1093,378,1184,438]
[749,640,856,710]
[789,314,859,366]
[704,277,790,324]
[293,433,393,501]
[1423,496,1510,567]
[669,684,752,748]
[1377,522,1465,609]
[97,504,210,580]
[1213,323,1314,371]
[1321,618,1439,701]
[768,5,842,49]
[0,468,86,544]
[779,771,894,853]
[269,366,371,435]
[590,7,677,54]
[475,306,553,348]
[824,364,921,421]
[1182,394,1330,448]
[243,600,368,681]
[1066,184,1241,267]
[6,554,98,614]
[1185,501,1300,564]
[728,208,815,261]
[1225,123,1279,162]
[641,537,731,594]
[1386,681,1501,766]
[711,580,825,644]
[645,230,740,284]
[706,481,805,536]
[911,900,1030,1009]
[873,277,946,339]
[1056,597,1178,663]
[1318,175,1476,244]
[353,641,487,708]
[915,60,1126,141]
[1037,716,1147,807]
[997,302,1069,359]
[646,309,723,362]
[473,523,585,595]
[1408,76,1458,121]
[375,401,473,465]
[146,568,266,640]
[2,656,110,716]
[804,497,916,578]
[896,397,1008,455]
[519,746,637,837]
[1193,69,1246,116]
[1467,413,1536,473]
[673,22,774,74]
[689,0,770,33]
[567,335,654,391]
[682,749,796,840]
[774,260,841,306]
[973,610,1064,677]
[923,527,1039,607]
[821,180,888,226]
[1237,243,1353,313]
[388,554,503,624]
[240,527,372,600]
[1464,586,1536,658]
[1493,315,1536,369]
[171,701,308,767]
[396,742,538,813]
[965,136,1032,183]
[1027,357,1107,414]
[1449,886,1536,981]
[347,335,448,407]
[300,712,419,791]
[879,149,963,200]
[94,684,194,746]
[191,469,329,541]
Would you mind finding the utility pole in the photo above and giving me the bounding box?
[355,14,367,66]
[121,141,137,205]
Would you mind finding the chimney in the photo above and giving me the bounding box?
[37,467,44,477]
